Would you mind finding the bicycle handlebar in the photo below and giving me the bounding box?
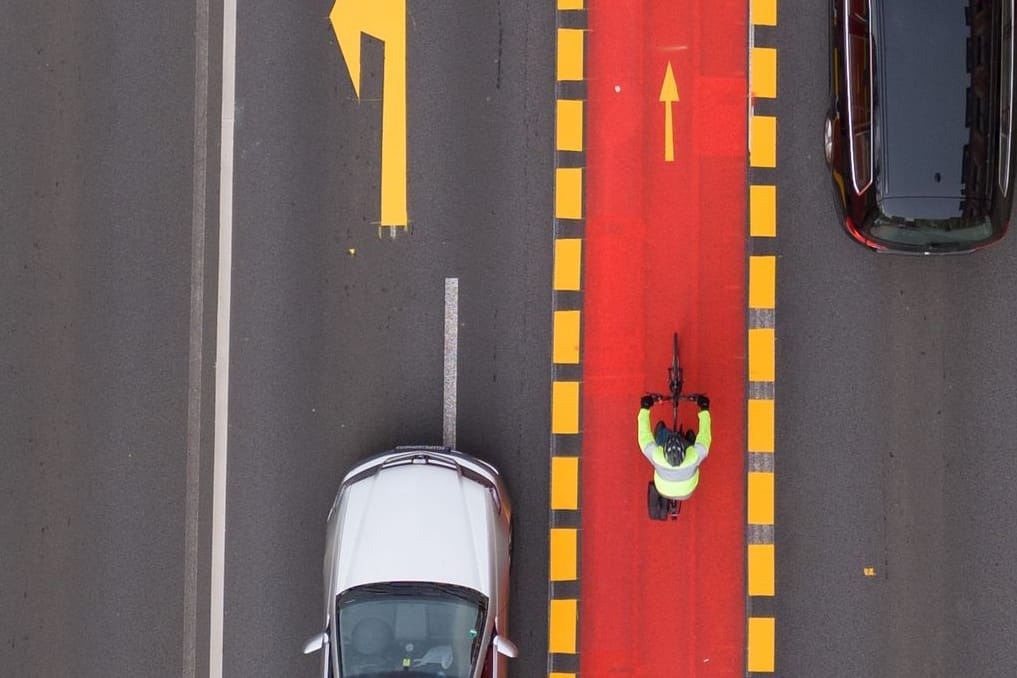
[645,392,700,403]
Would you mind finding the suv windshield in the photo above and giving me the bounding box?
[335,582,487,678]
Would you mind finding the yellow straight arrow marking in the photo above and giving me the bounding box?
[331,0,407,230]
[659,62,679,162]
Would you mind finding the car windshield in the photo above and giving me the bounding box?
[335,582,487,678]
[869,213,995,248]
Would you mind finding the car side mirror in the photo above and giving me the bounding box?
[492,635,518,658]
[302,631,329,655]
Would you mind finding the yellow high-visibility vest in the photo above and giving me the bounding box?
[637,407,712,499]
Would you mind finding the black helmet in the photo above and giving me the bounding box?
[663,432,687,466]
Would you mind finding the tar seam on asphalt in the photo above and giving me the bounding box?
[183,0,210,674]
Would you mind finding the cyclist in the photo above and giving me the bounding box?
[638,393,712,501]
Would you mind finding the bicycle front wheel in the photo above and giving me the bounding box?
[670,332,682,429]
[672,332,680,375]
[669,332,683,394]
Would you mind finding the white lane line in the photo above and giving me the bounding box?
[183,0,210,674]
[443,278,459,448]
[210,0,237,675]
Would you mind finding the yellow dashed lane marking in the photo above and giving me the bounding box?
[748,398,775,453]
[748,617,776,672]
[750,184,777,237]
[553,310,581,364]
[551,456,579,510]
[751,47,777,99]
[750,116,777,168]
[748,543,776,596]
[553,238,583,291]
[550,528,578,582]
[748,471,775,525]
[752,0,778,26]
[556,168,584,220]
[552,381,580,434]
[749,255,776,309]
[549,598,578,653]
[551,4,583,677]
[557,29,585,82]
[557,99,585,152]
[749,328,776,382]
[749,7,777,674]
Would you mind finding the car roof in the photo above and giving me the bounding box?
[875,0,976,202]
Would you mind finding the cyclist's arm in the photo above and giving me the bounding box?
[693,409,712,460]
[637,408,657,461]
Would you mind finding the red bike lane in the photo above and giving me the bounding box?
[580,0,747,675]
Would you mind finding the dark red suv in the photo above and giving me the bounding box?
[825,0,1017,253]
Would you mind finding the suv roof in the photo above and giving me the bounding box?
[876,0,976,204]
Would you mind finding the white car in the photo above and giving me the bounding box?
[303,446,517,677]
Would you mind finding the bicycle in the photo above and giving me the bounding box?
[644,332,702,521]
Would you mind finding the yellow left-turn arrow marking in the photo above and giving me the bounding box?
[659,61,679,163]
[331,0,407,232]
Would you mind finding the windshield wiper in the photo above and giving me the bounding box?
[429,583,485,605]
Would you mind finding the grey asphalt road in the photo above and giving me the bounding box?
[223,1,553,676]
[774,3,1017,676]
[1,2,552,677]
[0,2,213,676]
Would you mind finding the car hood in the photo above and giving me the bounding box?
[332,462,496,597]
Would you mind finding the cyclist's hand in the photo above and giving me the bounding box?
[695,394,710,411]
[640,395,655,410]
